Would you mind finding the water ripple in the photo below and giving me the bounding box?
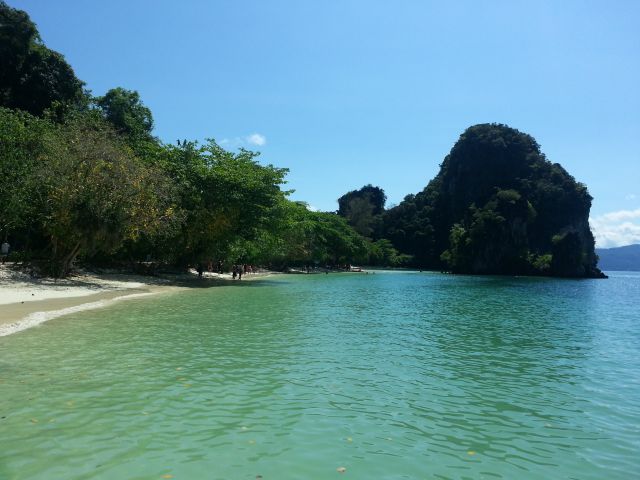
[1,272,639,479]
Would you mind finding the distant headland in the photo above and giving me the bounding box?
[595,244,640,272]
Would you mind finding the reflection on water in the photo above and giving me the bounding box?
[1,271,639,479]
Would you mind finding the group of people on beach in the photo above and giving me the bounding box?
[195,260,255,280]
[232,264,253,280]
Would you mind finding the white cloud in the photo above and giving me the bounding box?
[590,208,640,248]
[306,204,319,212]
[246,133,266,146]
[595,208,640,223]
[216,134,266,148]
[625,193,637,201]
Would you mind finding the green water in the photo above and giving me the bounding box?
[1,271,639,479]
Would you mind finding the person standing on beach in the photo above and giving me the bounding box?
[1,240,9,264]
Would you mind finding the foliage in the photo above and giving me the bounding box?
[0,99,371,275]
[367,238,410,267]
[0,1,85,116]
[0,107,52,237]
[56,120,177,273]
[94,87,155,150]
[147,140,290,265]
[255,201,370,268]
[529,253,552,273]
[338,184,386,216]
[0,106,180,275]
[440,189,534,274]
[382,123,603,277]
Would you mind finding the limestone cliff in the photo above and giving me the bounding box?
[382,123,605,277]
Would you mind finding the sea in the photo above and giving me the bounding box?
[1,270,639,479]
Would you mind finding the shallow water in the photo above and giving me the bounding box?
[1,271,639,479]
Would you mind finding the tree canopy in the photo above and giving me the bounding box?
[95,87,154,144]
[0,103,385,275]
[1,4,384,275]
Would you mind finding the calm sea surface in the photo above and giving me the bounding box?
[1,271,639,479]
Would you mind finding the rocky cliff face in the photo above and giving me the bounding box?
[382,123,605,278]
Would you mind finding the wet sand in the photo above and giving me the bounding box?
[0,266,275,336]
[1,287,158,325]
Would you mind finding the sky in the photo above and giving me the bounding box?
[11,0,640,247]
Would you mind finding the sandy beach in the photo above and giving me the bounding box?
[0,265,273,337]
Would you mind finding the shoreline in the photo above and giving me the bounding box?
[0,266,275,337]
[0,288,173,337]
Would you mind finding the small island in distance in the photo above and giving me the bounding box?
[337,123,606,278]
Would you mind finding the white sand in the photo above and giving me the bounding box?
[0,266,180,336]
[0,265,276,337]
[0,267,148,306]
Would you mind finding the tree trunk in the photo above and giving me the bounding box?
[60,241,82,277]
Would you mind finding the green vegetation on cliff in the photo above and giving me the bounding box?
[379,124,604,277]
[0,2,85,117]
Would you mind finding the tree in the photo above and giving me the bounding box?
[36,116,178,276]
[95,87,155,147]
[152,140,289,265]
[341,196,375,236]
[249,200,370,268]
[0,107,53,242]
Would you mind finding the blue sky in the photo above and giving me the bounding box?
[12,0,640,247]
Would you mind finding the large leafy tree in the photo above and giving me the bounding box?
[36,115,177,276]
[367,238,409,267]
[95,88,154,145]
[152,140,290,265]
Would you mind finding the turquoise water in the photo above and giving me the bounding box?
[1,271,639,479]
